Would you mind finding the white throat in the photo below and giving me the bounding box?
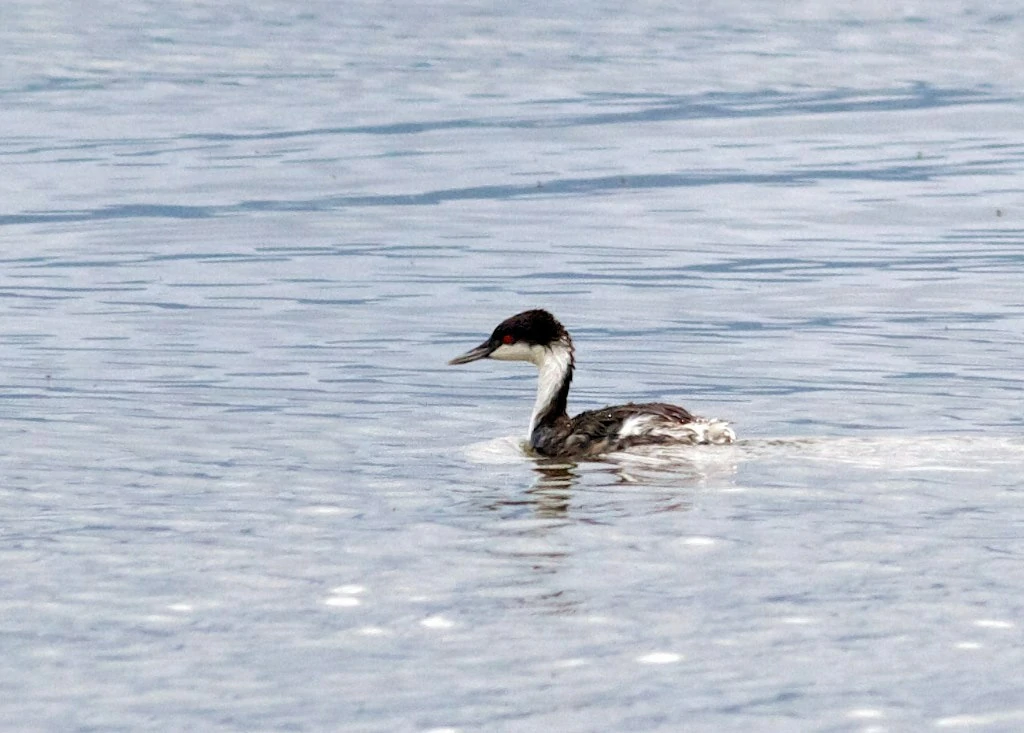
[488,337,574,438]
[528,342,573,437]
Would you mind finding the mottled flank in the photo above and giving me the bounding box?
[532,402,736,458]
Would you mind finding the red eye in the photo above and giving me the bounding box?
[502,334,515,345]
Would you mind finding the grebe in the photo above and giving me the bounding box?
[448,309,735,458]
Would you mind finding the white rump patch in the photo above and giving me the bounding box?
[620,414,735,445]
[702,420,737,445]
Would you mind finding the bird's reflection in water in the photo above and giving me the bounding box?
[470,447,738,617]
[472,459,581,615]
[522,445,739,519]
[527,459,577,518]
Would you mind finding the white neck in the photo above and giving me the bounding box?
[486,336,575,439]
[528,341,573,437]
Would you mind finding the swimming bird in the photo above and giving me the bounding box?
[448,309,735,458]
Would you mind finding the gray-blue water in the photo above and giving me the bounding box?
[3,2,1024,731]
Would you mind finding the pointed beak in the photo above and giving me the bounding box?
[448,340,494,365]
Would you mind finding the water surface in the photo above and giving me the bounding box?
[2,1,1024,730]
